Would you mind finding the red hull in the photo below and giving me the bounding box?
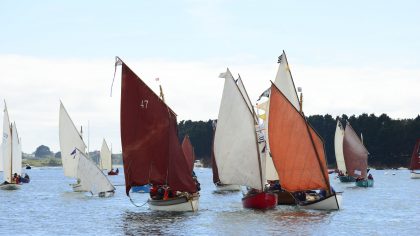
[242,192,278,209]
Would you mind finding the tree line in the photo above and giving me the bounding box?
[177,114,420,168]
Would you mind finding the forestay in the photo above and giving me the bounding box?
[76,149,115,195]
[100,139,112,171]
[214,69,263,190]
[334,120,346,173]
[59,102,87,178]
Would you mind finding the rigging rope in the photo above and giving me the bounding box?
[128,193,149,208]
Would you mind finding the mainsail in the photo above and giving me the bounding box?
[76,149,115,195]
[2,103,12,182]
[343,122,369,178]
[334,120,346,173]
[268,83,330,192]
[100,139,112,171]
[181,135,195,175]
[409,139,420,170]
[119,59,196,195]
[214,69,263,190]
[59,102,87,178]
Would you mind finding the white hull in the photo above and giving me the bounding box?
[411,172,420,179]
[0,183,21,190]
[299,193,342,210]
[98,191,115,198]
[148,196,199,212]
[215,184,241,192]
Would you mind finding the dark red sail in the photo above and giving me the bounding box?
[120,61,196,195]
[181,135,195,175]
[343,123,369,178]
[410,139,420,170]
[211,124,220,184]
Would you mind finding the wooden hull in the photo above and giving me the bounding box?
[131,185,151,193]
[355,179,374,187]
[148,196,199,212]
[410,172,420,179]
[215,184,241,192]
[338,175,355,182]
[0,183,21,190]
[276,191,296,205]
[299,192,342,210]
[242,192,278,209]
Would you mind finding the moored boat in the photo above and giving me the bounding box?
[117,58,199,212]
[100,139,119,176]
[409,139,420,179]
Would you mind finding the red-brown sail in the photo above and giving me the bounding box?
[120,60,196,195]
[268,83,329,192]
[211,124,220,184]
[409,138,420,170]
[343,123,369,178]
[181,135,195,175]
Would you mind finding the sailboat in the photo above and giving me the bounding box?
[74,148,115,197]
[100,139,119,175]
[268,82,342,210]
[340,121,373,187]
[1,102,22,190]
[215,68,277,209]
[117,57,199,212]
[211,121,241,192]
[334,120,355,182]
[59,101,88,192]
[409,139,420,179]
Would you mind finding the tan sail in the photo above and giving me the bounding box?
[343,122,369,178]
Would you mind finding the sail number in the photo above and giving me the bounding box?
[140,100,149,109]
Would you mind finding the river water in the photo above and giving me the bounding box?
[0,167,418,235]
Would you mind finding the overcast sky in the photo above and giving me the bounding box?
[1,0,419,153]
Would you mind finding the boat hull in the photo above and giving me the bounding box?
[0,183,21,190]
[98,191,115,198]
[355,179,374,187]
[410,172,420,179]
[338,175,355,182]
[215,184,241,192]
[131,185,151,193]
[71,183,87,192]
[20,178,30,183]
[276,191,296,205]
[299,192,342,210]
[242,192,278,209]
[148,196,199,212]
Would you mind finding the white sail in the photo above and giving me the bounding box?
[236,75,254,116]
[59,101,87,178]
[11,123,22,176]
[100,139,112,171]
[0,143,3,172]
[76,149,115,195]
[274,51,301,110]
[214,69,263,190]
[334,120,346,173]
[2,103,12,182]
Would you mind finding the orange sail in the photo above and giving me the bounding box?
[268,83,330,192]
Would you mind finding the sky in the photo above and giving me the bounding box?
[0,0,419,153]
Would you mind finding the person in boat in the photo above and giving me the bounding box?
[368,173,373,180]
[12,173,20,184]
[192,171,201,192]
[24,173,30,180]
[293,191,307,202]
[115,168,119,174]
